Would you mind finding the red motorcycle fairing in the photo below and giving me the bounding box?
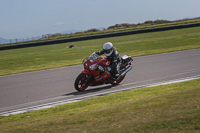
[82,68,111,86]
[102,59,111,67]
[92,71,110,85]
[82,69,91,75]
[82,57,111,86]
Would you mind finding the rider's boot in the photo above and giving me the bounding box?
[110,73,120,82]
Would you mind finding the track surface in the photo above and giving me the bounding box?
[1,49,200,113]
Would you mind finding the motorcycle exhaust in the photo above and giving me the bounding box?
[120,65,132,77]
[115,65,132,81]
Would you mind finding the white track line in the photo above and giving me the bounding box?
[122,68,200,87]
[0,75,200,116]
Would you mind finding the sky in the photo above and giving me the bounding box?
[0,0,200,39]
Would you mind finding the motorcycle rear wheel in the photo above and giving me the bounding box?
[74,73,89,92]
[111,75,126,85]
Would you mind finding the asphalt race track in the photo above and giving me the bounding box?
[1,49,200,114]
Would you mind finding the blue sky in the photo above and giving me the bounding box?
[0,0,200,39]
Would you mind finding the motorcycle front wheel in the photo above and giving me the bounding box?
[74,73,89,92]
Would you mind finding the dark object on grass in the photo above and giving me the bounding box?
[66,44,75,48]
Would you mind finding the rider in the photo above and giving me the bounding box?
[96,42,122,80]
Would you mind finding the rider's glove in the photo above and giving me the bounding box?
[95,52,100,55]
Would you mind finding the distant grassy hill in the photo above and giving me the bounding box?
[2,17,200,46]
[29,17,200,41]
[0,26,200,75]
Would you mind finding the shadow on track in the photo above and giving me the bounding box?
[63,84,119,96]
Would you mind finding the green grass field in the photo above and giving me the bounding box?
[0,79,199,132]
[1,26,200,75]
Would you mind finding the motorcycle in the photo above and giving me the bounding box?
[74,52,133,91]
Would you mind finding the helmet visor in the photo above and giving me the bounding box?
[105,49,112,54]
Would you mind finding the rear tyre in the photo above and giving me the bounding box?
[111,75,126,85]
[74,73,89,92]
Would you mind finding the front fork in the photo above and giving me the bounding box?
[82,70,93,86]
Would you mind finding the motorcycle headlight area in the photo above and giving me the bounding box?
[89,63,97,70]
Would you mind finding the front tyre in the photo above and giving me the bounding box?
[111,75,126,85]
[74,73,89,92]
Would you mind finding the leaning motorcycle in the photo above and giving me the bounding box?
[74,52,133,91]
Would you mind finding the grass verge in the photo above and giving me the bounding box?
[1,26,200,75]
[0,79,200,132]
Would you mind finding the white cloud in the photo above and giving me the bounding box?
[54,22,65,27]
